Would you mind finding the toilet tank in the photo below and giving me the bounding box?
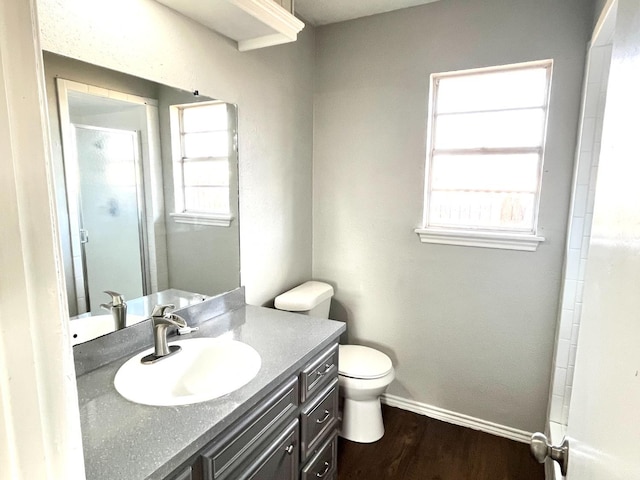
[274,281,334,318]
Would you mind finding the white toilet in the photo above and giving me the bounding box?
[275,281,395,443]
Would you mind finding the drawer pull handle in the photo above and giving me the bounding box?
[316,461,331,478]
[316,409,331,424]
[316,364,333,377]
[285,444,294,455]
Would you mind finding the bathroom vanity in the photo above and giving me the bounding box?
[74,288,344,480]
[169,346,340,480]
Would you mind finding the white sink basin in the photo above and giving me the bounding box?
[114,337,261,406]
[70,314,147,346]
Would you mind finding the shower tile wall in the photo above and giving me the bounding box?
[549,44,612,427]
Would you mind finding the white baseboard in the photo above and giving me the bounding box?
[381,393,533,444]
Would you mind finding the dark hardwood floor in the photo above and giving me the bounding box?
[337,406,543,480]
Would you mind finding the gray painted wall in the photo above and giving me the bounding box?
[37,0,316,306]
[312,0,594,431]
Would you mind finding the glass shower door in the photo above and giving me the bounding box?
[74,125,146,314]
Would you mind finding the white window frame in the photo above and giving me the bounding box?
[415,60,553,251]
[169,100,234,227]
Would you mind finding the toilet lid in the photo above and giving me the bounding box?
[338,345,393,379]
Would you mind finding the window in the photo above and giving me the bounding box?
[416,60,552,251]
[169,101,235,226]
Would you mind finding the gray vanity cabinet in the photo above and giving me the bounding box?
[299,345,338,403]
[300,379,338,462]
[301,434,338,480]
[239,419,299,479]
[202,378,299,479]
[298,345,339,480]
[165,465,195,480]
[163,343,340,480]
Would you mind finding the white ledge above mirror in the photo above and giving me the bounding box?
[154,0,305,51]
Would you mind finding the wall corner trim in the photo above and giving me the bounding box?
[382,393,533,444]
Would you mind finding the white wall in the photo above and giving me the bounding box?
[313,0,594,432]
[0,0,84,477]
[37,0,316,306]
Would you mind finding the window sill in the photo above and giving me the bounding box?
[170,212,234,227]
[414,228,545,251]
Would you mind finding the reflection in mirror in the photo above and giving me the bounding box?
[44,52,240,342]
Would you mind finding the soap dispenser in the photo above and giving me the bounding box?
[100,290,127,330]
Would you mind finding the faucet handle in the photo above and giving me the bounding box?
[145,304,188,362]
[150,304,176,318]
[104,290,125,306]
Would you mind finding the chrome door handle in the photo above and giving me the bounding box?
[315,461,330,478]
[530,432,569,476]
[316,364,333,377]
[316,409,331,424]
[285,444,294,455]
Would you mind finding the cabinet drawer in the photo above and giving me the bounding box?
[244,419,299,480]
[202,377,298,479]
[301,433,338,480]
[301,378,338,461]
[300,344,338,402]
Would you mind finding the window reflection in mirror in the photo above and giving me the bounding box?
[44,52,240,342]
[169,101,235,226]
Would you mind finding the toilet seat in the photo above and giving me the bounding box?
[338,345,393,379]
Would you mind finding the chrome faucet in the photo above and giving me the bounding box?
[100,290,127,330]
[141,304,187,364]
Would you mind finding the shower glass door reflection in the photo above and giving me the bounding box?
[74,125,147,314]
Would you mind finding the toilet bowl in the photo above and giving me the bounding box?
[274,281,395,443]
[338,344,394,443]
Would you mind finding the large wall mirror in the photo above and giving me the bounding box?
[44,52,240,343]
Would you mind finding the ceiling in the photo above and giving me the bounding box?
[294,0,441,26]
